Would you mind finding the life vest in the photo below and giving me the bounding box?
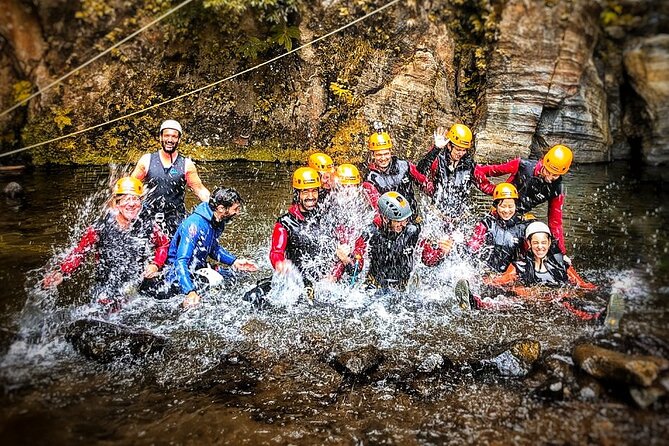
[479,214,529,272]
[512,159,563,214]
[366,222,421,289]
[94,214,154,289]
[143,152,187,232]
[277,209,330,281]
[432,151,475,218]
[366,157,418,212]
[513,248,569,287]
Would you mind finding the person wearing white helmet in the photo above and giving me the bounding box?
[131,119,210,236]
[463,220,624,329]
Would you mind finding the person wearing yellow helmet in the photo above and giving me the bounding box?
[269,167,327,278]
[466,183,533,272]
[364,122,433,219]
[131,119,211,236]
[417,123,485,222]
[308,152,336,191]
[42,176,170,309]
[474,144,574,254]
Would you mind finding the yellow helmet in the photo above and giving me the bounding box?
[493,182,518,201]
[292,167,321,189]
[543,144,573,175]
[368,131,393,151]
[114,177,144,196]
[446,123,473,149]
[308,152,335,173]
[335,163,361,185]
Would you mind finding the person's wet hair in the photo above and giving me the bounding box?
[209,187,242,210]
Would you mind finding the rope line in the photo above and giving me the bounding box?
[0,0,401,159]
[0,0,196,118]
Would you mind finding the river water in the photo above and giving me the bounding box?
[0,161,667,444]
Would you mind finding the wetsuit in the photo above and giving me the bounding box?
[269,204,329,282]
[142,152,187,236]
[419,145,481,220]
[59,213,169,294]
[468,212,530,272]
[164,202,237,295]
[363,220,422,290]
[364,157,433,217]
[475,158,566,253]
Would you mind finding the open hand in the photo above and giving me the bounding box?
[42,271,63,289]
[233,258,259,272]
[433,126,447,148]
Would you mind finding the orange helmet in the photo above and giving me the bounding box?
[114,177,144,196]
[543,144,573,175]
[292,167,321,189]
[335,164,361,185]
[493,182,518,201]
[308,152,335,173]
[368,131,393,151]
[446,123,473,149]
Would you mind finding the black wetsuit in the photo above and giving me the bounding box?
[364,221,421,290]
[142,152,187,236]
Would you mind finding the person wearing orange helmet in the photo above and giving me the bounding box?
[466,183,533,272]
[417,123,485,222]
[42,177,170,309]
[308,152,336,192]
[269,167,328,278]
[131,120,210,236]
[364,122,433,218]
[474,144,573,254]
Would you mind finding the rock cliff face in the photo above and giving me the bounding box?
[0,0,667,165]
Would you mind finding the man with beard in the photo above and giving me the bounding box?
[42,177,170,310]
[131,120,210,236]
[163,186,258,308]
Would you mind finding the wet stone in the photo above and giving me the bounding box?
[329,346,384,378]
[573,343,669,387]
[65,319,168,363]
[475,339,542,378]
[629,385,667,409]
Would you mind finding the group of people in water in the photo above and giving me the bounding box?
[42,118,624,328]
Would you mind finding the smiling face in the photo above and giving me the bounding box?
[298,188,319,212]
[115,194,142,224]
[529,232,551,259]
[496,198,517,221]
[160,129,180,153]
[373,149,392,170]
[448,142,468,163]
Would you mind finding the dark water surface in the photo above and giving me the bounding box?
[0,161,667,445]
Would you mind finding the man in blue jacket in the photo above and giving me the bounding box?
[165,186,258,307]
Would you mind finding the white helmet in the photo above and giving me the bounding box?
[160,119,183,135]
[525,221,551,240]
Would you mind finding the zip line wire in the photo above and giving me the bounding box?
[0,0,196,118]
[0,0,401,159]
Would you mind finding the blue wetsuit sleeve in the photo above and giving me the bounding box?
[211,240,237,266]
[174,224,199,294]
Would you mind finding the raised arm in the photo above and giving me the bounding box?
[473,158,521,195]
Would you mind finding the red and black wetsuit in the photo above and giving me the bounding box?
[468,212,530,272]
[142,152,187,236]
[419,145,482,219]
[59,214,169,291]
[475,158,566,253]
[364,157,433,216]
[512,249,569,287]
[270,204,329,282]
